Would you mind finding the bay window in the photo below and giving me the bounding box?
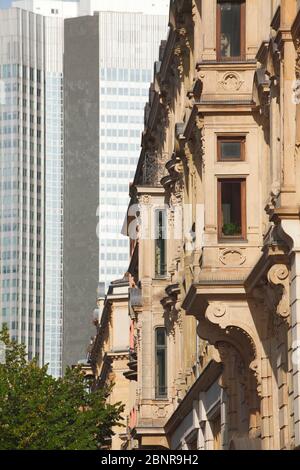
[217,1,245,61]
[218,178,246,239]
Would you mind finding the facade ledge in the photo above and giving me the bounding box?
[135,185,165,196]
[196,60,257,71]
[194,101,257,114]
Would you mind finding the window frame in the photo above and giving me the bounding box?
[155,327,167,399]
[217,178,246,241]
[154,208,167,279]
[217,134,246,162]
[216,0,246,62]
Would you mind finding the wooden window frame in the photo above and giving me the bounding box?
[217,178,246,240]
[217,135,246,162]
[216,0,246,62]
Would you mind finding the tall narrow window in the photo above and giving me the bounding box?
[217,1,245,61]
[155,209,167,278]
[218,179,246,239]
[155,328,167,398]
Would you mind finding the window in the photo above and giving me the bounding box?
[155,210,167,278]
[218,179,246,239]
[155,328,167,399]
[217,135,245,161]
[217,1,245,60]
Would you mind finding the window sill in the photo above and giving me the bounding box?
[218,238,248,244]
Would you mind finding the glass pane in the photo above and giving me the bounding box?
[155,210,166,277]
[220,141,241,160]
[156,328,166,346]
[156,348,167,397]
[220,2,241,58]
[221,182,242,236]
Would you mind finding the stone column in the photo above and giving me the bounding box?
[280,0,297,206]
[290,250,300,447]
[280,218,300,448]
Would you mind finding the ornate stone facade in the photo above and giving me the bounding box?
[91,0,300,450]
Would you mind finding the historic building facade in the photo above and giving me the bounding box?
[88,277,137,450]
[90,0,300,450]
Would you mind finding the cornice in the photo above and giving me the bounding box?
[196,60,257,72]
[194,101,256,114]
[159,28,177,83]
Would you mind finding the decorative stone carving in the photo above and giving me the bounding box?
[206,302,227,319]
[187,113,205,170]
[264,183,280,217]
[172,27,191,79]
[156,405,168,419]
[139,194,151,205]
[295,38,300,80]
[252,263,290,321]
[142,151,168,187]
[267,264,289,318]
[219,248,246,266]
[253,67,271,118]
[218,72,244,91]
[161,283,182,337]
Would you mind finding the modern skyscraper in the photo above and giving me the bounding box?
[0,1,77,376]
[63,1,168,369]
[0,0,168,374]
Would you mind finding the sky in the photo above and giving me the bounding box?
[0,0,78,7]
[0,0,12,7]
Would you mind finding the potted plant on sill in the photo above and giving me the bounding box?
[222,222,241,237]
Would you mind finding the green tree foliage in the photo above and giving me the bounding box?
[0,325,124,450]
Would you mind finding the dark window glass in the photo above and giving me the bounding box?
[155,210,167,277]
[218,137,244,161]
[155,328,167,398]
[219,180,246,238]
[221,142,241,159]
[218,1,243,59]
